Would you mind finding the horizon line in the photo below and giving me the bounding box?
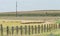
[0,9,60,13]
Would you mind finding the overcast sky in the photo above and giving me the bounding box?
[0,0,60,12]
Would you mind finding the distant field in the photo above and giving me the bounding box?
[0,10,60,17]
[0,10,60,20]
[0,13,60,16]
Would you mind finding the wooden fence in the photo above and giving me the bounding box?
[0,24,60,36]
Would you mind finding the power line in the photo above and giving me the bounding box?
[16,0,17,17]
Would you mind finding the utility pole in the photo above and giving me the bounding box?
[16,0,17,17]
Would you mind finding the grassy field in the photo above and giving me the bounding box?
[0,10,60,36]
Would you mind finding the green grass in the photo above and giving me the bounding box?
[56,20,60,24]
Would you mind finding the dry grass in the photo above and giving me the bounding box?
[0,10,60,36]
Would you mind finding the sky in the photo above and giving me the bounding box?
[0,0,60,12]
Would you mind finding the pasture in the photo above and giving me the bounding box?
[0,19,60,36]
[0,10,60,36]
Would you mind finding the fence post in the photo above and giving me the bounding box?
[20,26,23,35]
[38,25,40,34]
[44,24,46,32]
[31,25,34,34]
[54,24,56,30]
[35,25,37,34]
[28,25,30,35]
[49,24,51,32]
[16,26,19,34]
[59,24,60,29]
[11,26,14,36]
[1,24,3,36]
[56,24,57,29]
[53,24,55,30]
[41,24,43,33]
[6,26,9,36]
[47,24,49,32]
[24,25,27,35]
